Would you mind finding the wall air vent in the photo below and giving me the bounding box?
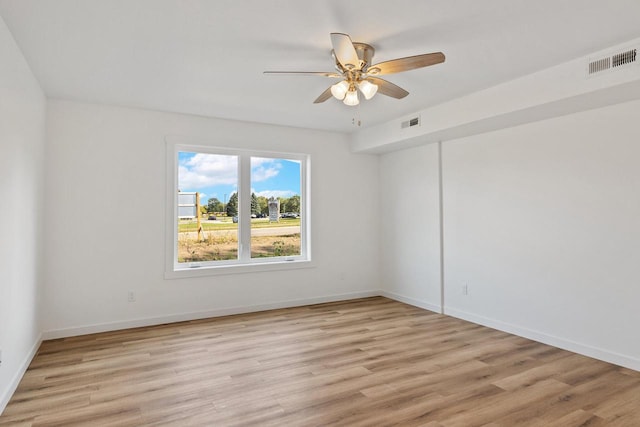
[612,48,636,68]
[588,48,637,76]
[401,115,421,129]
[588,57,610,74]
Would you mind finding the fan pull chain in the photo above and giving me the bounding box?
[351,103,362,127]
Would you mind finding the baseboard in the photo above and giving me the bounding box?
[42,290,380,340]
[10,293,639,417]
[445,306,640,372]
[379,290,441,313]
[0,333,42,415]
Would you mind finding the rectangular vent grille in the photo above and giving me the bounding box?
[589,57,610,74]
[612,49,636,68]
[588,48,637,75]
[401,116,420,129]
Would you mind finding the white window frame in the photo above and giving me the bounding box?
[165,139,312,279]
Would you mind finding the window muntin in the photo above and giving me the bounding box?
[169,144,309,274]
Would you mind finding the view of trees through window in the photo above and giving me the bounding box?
[176,151,302,264]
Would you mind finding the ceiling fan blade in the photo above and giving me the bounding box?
[313,87,333,104]
[368,52,445,75]
[264,71,342,78]
[366,77,409,99]
[330,33,360,70]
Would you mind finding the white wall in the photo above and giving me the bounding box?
[43,100,380,337]
[377,100,640,370]
[379,144,441,312]
[0,16,45,411]
[442,100,640,369]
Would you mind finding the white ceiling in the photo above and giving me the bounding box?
[1,0,640,133]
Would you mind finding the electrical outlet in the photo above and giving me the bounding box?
[462,284,469,295]
[128,291,136,302]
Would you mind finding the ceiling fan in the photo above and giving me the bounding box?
[264,33,445,106]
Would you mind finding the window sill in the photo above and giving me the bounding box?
[164,258,316,279]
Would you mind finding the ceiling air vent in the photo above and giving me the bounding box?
[588,48,637,76]
[401,115,421,129]
[588,57,610,74]
[612,48,636,68]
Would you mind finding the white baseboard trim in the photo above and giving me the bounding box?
[379,290,441,313]
[42,290,380,340]
[445,306,640,372]
[30,292,639,394]
[0,333,42,415]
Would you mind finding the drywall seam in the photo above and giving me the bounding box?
[438,141,445,314]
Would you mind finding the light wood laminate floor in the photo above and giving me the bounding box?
[1,297,639,426]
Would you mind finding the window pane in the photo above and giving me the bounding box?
[177,151,238,263]
[250,157,301,258]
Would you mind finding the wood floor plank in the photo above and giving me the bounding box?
[1,297,639,426]
[544,409,608,427]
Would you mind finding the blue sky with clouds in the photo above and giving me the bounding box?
[178,152,300,204]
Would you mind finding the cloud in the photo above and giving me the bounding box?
[179,154,283,190]
[254,189,296,199]
[251,158,281,182]
[178,153,237,190]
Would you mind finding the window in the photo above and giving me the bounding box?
[166,142,310,277]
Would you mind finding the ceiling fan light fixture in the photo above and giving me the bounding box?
[343,87,359,106]
[330,80,349,100]
[358,80,378,100]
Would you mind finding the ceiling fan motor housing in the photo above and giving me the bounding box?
[334,42,375,72]
[352,42,375,70]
